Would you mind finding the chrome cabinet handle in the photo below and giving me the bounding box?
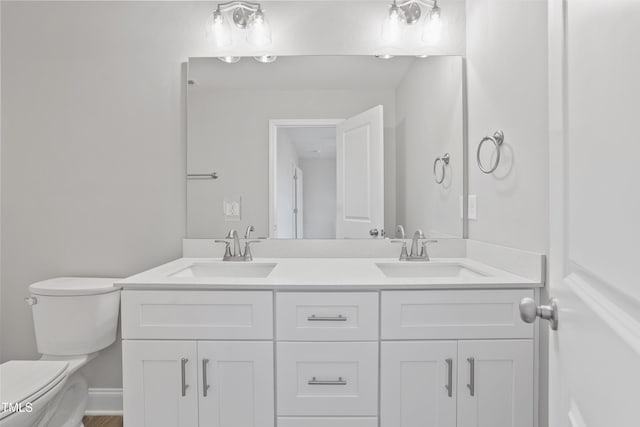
[445,358,453,397]
[180,358,189,397]
[307,314,348,322]
[202,359,210,397]
[467,357,475,396]
[308,376,347,386]
[519,297,559,330]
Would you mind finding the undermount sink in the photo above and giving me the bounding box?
[375,262,487,279]
[170,262,277,278]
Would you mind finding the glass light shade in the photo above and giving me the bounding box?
[247,8,272,47]
[254,55,278,63]
[218,56,241,64]
[422,6,443,45]
[207,9,232,48]
[381,4,403,44]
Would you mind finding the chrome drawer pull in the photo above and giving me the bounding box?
[445,358,453,397]
[308,376,347,386]
[180,358,189,397]
[307,314,347,322]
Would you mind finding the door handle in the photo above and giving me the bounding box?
[180,358,189,397]
[466,357,475,396]
[202,359,210,397]
[519,297,559,330]
[445,358,453,397]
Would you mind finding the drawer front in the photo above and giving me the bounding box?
[277,342,378,416]
[276,293,378,341]
[382,289,534,339]
[278,418,378,427]
[121,290,273,339]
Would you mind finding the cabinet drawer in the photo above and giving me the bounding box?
[278,418,378,427]
[121,290,273,339]
[277,342,378,416]
[382,289,534,339]
[276,293,378,341]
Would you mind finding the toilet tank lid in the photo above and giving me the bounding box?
[29,277,121,296]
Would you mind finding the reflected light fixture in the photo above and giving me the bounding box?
[207,1,273,49]
[381,0,444,45]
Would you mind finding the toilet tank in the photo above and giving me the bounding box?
[28,278,121,356]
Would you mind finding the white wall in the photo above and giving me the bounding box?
[301,158,336,239]
[466,0,548,254]
[395,56,464,238]
[187,88,397,238]
[0,1,202,389]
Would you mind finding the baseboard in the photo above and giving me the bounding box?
[85,388,123,416]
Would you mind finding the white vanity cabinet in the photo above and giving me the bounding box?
[121,288,536,427]
[121,291,275,427]
[380,290,535,427]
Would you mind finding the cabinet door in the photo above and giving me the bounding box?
[198,341,274,427]
[457,340,533,427]
[381,341,457,427]
[122,340,198,427]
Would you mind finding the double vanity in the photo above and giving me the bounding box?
[117,240,543,427]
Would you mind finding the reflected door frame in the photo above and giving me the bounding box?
[268,119,343,239]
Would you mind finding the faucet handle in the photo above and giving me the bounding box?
[244,225,255,239]
[419,239,438,259]
[214,239,232,257]
[390,240,409,260]
[243,240,261,261]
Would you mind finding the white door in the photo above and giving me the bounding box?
[547,2,640,427]
[457,340,533,427]
[336,105,384,238]
[198,341,274,427]
[380,341,457,427]
[122,340,198,427]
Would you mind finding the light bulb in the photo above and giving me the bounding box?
[207,8,232,48]
[422,3,443,45]
[247,8,272,47]
[381,2,404,44]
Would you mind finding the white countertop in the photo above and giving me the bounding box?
[116,257,542,290]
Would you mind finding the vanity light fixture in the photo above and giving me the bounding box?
[207,1,273,48]
[381,0,444,45]
[218,56,241,64]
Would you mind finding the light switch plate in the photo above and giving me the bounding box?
[468,195,477,220]
[223,196,241,221]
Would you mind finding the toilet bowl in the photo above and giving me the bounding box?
[0,278,120,427]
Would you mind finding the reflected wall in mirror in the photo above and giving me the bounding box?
[187,55,464,239]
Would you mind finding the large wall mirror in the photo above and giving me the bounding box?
[187,55,465,239]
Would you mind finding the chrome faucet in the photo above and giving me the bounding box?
[215,227,260,261]
[391,229,438,261]
[396,225,406,239]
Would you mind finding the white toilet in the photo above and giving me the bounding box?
[0,278,120,427]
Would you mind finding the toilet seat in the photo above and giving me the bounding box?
[0,361,68,421]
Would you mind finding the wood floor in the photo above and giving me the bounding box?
[82,416,123,427]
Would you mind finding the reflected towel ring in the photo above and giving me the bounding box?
[477,130,504,174]
[433,153,450,184]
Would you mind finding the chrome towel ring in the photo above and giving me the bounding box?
[477,130,504,174]
[433,153,450,184]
